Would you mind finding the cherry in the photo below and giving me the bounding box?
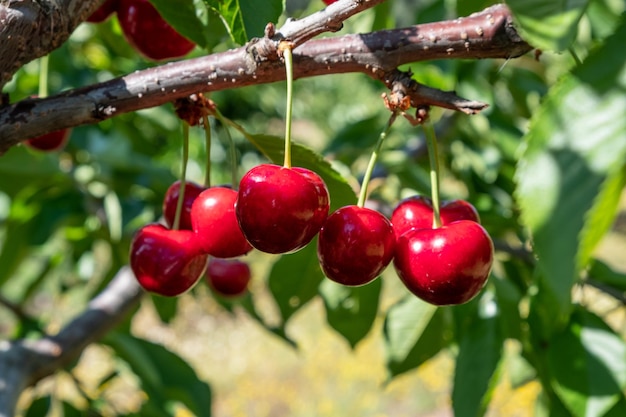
[190,186,253,258]
[86,0,119,23]
[117,0,195,61]
[393,220,493,306]
[206,258,251,297]
[236,164,330,254]
[24,129,70,152]
[322,0,338,4]
[130,223,208,297]
[162,180,204,231]
[391,195,480,239]
[318,205,395,286]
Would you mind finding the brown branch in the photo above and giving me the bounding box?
[0,0,105,90]
[0,267,143,416]
[0,3,531,153]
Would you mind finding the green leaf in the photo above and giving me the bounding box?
[151,295,179,324]
[268,240,324,327]
[150,0,211,49]
[547,308,626,417]
[515,19,626,325]
[25,396,51,417]
[246,134,357,211]
[104,333,212,417]
[319,277,381,348]
[588,259,626,292]
[507,0,591,51]
[383,296,448,379]
[204,0,283,44]
[452,308,503,417]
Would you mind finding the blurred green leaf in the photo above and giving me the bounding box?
[104,333,212,417]
[452,309,503,417]
[547,308,626,417]
[151,295,179,324]
[508,0,590,51]
[204,0,283,44]
[319,277,381,348]
[24,396,51,417]
[268,240,324,327]
[588,259,626,292]
[515,19,626,326]
[383,296,449,379]
[245,134,357,211]
[149,0,209,49]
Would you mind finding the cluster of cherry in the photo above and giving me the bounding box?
[131,159,493,305]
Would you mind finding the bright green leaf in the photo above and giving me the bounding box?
[204,0,283,44]
[319,278,381,348]
[515,19,626,325]
[507,0,590,51]
[547,308,626,417]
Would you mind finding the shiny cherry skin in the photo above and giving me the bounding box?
[86,0,119,23]
[191,186,253,258]
[24,129,70,152]
[318,206,395,286]
[162,180,204,231]
[117,0,195,61]
[206,258,251,297]
[391,195,480,239]
[130,223,208,297]
[236,164,330,254]
[322,0,338,5]
[393,220,493,306]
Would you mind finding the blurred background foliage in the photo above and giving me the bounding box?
[1,0,626,416]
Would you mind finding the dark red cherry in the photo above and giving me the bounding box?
[24,129,70,152]
[190,186,253,258]
[117,0,195,61]
[391,195,480,239]
[162,181,204,231]
[236,164,330,254]
[206,258,251,297]
[318,205,395,286]
[129,223,208,297]
[393,220,493,306]
[86,0,119,23]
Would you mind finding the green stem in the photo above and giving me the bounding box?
[202,115,212,188]
[357,113,397,208]
[38,55,49,98]
[568,46,582,66]
[423,121,442,228]
[283,47,294,169]
[173,123,190,230]
[211,110,240,188]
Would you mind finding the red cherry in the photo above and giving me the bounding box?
[236,164,330,254]
[163,180,204,231]
[206,258,251,297]
[393,220,494,306]
[322,0,338,5]
[190,186,253,258]
[130,223,208,297]
[117,0,195,61]
[86,0,119,23]
[318,205,395,286]
[391,195,480,239]
[24,129,70,152]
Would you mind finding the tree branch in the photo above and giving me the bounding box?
[0,0,105,90]
[0,267,143,417]
[0,3,531,153]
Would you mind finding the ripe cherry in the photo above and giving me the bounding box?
[318,206,395,286]
[130,223,208,297]
[206,258,251,298]
[86,0,119,23]
[191,186,253,258]
[391,195,480,239]
[236,164,330,254]
[24,129,70,152]
[322,0,338,5]
[162,180,204,231]
[117,0,195,61]
[393,220,493,306]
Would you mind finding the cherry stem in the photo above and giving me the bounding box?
[283,47,294,169]
[202,115,211,188]
[423,121,442,228]
[173,122,190,230]
[357,112,397,208]
[38,55,49,98]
